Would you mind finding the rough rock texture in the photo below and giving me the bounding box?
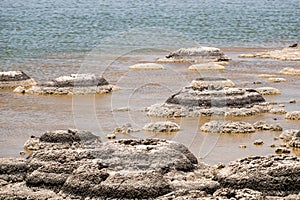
[280,67,300,76]
[256,87,281,95]
[157,47,230,63]
[1,130,300,199]
[253,120,283,131]
[268,77,287,83]
[0,71,36,89]
[188,63,226,71]
[285,111,300,120]
[280,129,300,148]
[269,107,287,114]
[129,63,165,70]
[214,155,300,196]
[200,121,255,134]
[14,74,117,95]
[238,45,300,61]
[148,78,270,117]
[143,121,180,132]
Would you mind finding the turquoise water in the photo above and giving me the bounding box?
[1,0,299,62]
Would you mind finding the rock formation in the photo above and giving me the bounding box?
[14,74,117,95]
[239,45,300,61]
[147,78,270,117]
[253,121,282,131]
[280,67,300,76]
[129,63,165,70]
[0,71,36,89]
[0,129,300,199]
[200,121,255,134]
[188,63,226,71]
[280,129,300,148]
[143,121,180,132]
[157,47,230,63]
[285,111,300,120]
[256,87,281,95]
[214,155,300,196]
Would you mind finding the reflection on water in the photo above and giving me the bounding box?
[0,50,300,165]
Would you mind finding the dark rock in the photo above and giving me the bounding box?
[214,155,300,196]
[0,71,36,89]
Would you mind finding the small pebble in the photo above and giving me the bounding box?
[253,81,262,84]
[254,139,264,145]
[273,118,277,121]
[19,151,26,156]
[216,162,225,169]
[278,104,285,108]
[274,137,279,140]
[280,144,287,147]
[270,144,276,148]
[239,145,247,149]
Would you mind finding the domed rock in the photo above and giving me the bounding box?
[200,121,255,134]
[214,155,300,196]
[129,63,165,70]
[280,129,300,148]
[147,78,270,117]
[143,121,180,132]
[280,67,300,76]
[256,87,281,95]
[15,74,117,95]
[238,45,300,61]
[157,47,230,63]
[0,71,36,89]
[285,111,300,120]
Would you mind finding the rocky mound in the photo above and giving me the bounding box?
[280,67,300,76]
[1,129,300,199]
[256,87,281,95]
[214,155,300,196]
[157,47,230,63]
[239,45,300,61]
[253,121,282,131]
[14,74,117,95]
[280,129,300,148]
[200,121,255,134]
[285,111,300,120]
[188,63,226,71]
[129,63,165,70]
[0,71,36,89]
[143,121,180,132]
[147,78,270,117]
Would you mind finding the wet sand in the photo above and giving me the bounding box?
[0,47,299,165]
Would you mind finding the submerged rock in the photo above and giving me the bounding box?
[143,121,180,132]
[214,155,300,196]
[188,63,226,71]
[200,121,255,134]
[157,47,230,63]
[14,74,117,95]
[256,87,281,95]
[129,63,165,70]
[147,78,270,117]
[268,77,287,82]
[258,74,277,78]
[239,45,300,61]
[280,67,300,76]
[285,111,300,120]
[0,71,36,89]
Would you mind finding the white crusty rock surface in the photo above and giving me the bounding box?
[239,45,300,61]
[157,47,230,63]
[188,63,226,71]
[285,111,300,120]
[280,67,300,76]
[0,71,36,89]
[14,74,117,95]
[280,129,300,148]
[200,121,255,134]
[129,63,165,70]
[143,121,180,132]
[256,87,281,95]
[147,78,270,117]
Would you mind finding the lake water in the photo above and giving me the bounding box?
[0,0,300,164]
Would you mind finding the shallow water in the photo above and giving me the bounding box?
[1,0,300,164]
[1,50,300,165]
